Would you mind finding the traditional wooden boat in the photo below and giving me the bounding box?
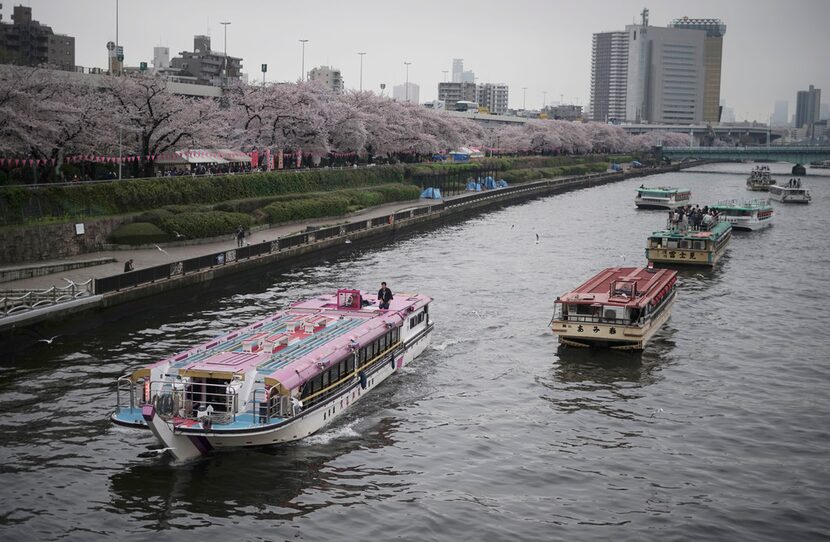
[550,266,677,350]
[646,220,732,267]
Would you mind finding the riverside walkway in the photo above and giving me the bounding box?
[0,163,696,333]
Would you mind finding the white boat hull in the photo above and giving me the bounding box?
[723,217,774,231]
[140,326,433,460]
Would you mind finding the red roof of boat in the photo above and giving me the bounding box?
[556,267,677,308]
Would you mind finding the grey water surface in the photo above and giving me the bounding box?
[2,163,829,541]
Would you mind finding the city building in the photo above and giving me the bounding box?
[169,35,242,86]
[393,82,419,104]
[625,10,706,124]
[588,31,629,122]
[795,84,821,128]
[821,103,829,121]
[307,65,344,93]
[451,58,474,84]
[438,81,478,111]
[772,100,789,127]
[476,83,509,115]
[668,17,726,123]
[544,104,583,121]
[153,46,170,71]
[0,5,75,71]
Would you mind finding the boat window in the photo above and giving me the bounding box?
[346,358,355,373]
[322,371,329,387]
[679,240,689,249]
[575,304,593,315]
[692,240,704,250]
[667,240,678,249]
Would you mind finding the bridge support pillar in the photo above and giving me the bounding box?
[792,164,806,176]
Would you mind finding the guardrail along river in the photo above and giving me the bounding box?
[1,162,828,541]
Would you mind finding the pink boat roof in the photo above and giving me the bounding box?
[145,289,432,389]
[556,267,677,309]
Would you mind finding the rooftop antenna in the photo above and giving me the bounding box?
[641,7,649,27]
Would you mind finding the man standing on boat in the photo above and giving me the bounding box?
[378,282,393,309]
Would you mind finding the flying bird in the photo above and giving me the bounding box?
[38,335,61,344]
[345,239,352,244]
[535,233,540,244]
[173,231,185,239]
[153,244,168,254]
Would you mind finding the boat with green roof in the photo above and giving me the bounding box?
[710,199,774,231]
[635,186,692,210]
[645,219,732,267]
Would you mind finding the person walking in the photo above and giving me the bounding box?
[236,225,245,247]
[377,282,393,309]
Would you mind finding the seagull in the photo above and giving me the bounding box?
[38,335,60,344]
[173,231,184,239]
[650,407,664,418]
[535,233,540,244]
[153,244,168,254]
[345,239,352,244]
[511,224,515,229]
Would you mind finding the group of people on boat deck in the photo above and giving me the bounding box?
[667,205,721,232]
[786,178,803,188]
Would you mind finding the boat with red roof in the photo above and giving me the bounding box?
[550,267,677,350]
[112,288,433,460]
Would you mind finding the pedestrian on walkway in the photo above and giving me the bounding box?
[124,259,134,272]
[236,225,245,247]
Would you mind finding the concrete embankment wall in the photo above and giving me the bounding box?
[0,164,694,334]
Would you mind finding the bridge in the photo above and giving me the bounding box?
[661,146,830,173]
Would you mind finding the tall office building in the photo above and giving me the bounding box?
[0,5,75,71]
[153,46,170,70]
[476,83,509,115]
[588,31,629,122]
[669,17,726,123]
[393,82,419,104]
[308,65,344,93]
[795,85,821,128]
[772,100,789,127]
[450,58,474,84]
[625,10,706,124]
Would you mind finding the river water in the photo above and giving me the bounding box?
[2,163,829,541]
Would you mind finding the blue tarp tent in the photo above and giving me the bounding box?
[466,180,482,191]
[483,176,497,189]
[420,187,442,199]
[496,179,508,188]
[631,160,643,168]
[611,163,623,172]
[449,152,470,161]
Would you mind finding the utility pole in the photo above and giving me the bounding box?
[358,52,366,91]
[117,0,121,180]
[404,61,411,103]
[220,22,231,82]
[299,39,309,81]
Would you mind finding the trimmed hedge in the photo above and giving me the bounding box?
[501,163,609,184]
[157,211,251,241]
[109,222,169,245]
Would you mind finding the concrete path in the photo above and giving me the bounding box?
[0,197,448,291]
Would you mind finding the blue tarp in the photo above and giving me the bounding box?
[611,163,623,172]
[450,152,470,162]
[631,160,643,168]
[496,179,508,188]
[420,187,442,199]
[466,181,482,191]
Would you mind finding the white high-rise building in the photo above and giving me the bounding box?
[452,58,464,83]
[153,46,170,70]
[588,31,629,122]
[393,82,419,104]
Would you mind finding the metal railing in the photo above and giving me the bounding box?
[0,279,93,317]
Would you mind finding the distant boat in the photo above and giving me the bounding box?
[646,219,732,267]
[769,180,811,204]
[710,200,774,231]
[550,266,677,350]
[746,166,776,191]
[635,186,692,210]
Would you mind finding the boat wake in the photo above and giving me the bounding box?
[301,419,362,445]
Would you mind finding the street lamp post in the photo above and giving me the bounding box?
[358,52,366,91]
[404,61,411,103]
[116,0,121,180]
[220,22,231,82]
[299,39,309,81]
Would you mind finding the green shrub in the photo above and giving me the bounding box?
[157,211,251,240]
[109,222,169,245]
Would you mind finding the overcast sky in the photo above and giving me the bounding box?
[8,0,829,121]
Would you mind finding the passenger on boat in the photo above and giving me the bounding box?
[378,282,394,309]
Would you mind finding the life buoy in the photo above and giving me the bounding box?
[346,295,353,306]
